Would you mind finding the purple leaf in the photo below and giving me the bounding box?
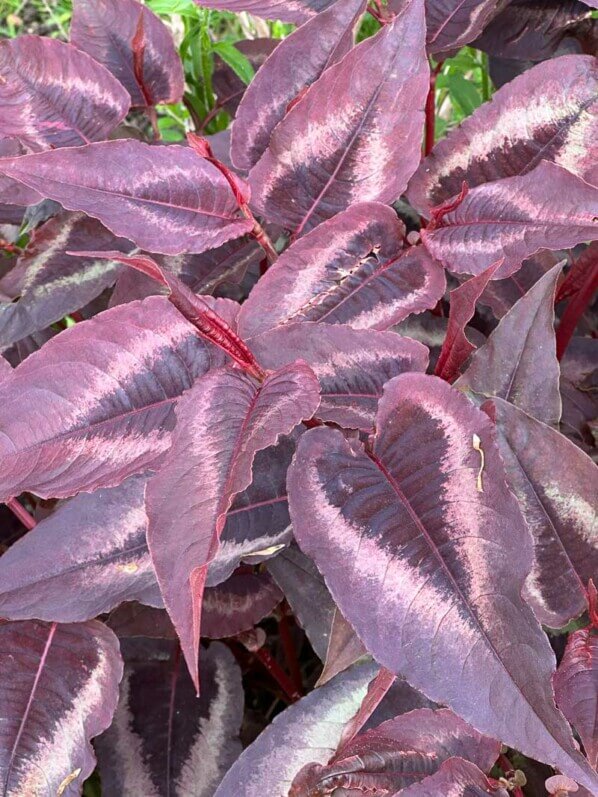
[251,322,429,431]
[484,398,597,629]
[560,337,598,452]
[0,475,163,623]
[0,296,227,501]
[317,607,366,686]
[146,363,320,688]
[202,570,283,638]
[456,264,562,425]
[0,619,122,796]
[0,141,254,255]
[422,161,598,279]
[107,603,177,640]
[231,0,364,171]
[422,0,504,54]
[214,659,379,797]
[287,373,598,791]
[191,0,335,24]
[70,0,184,107]
[248,0,428,234]
[0,36,130,151]
[238,203,444,336]
[0,212,131,350]
[435,261,502,383]
[0,356,12,383]
[396,757,509,797]
[0,139,42,209]
[96,640,243,796]
[214,39,279,118]
[408,55,598,215]
[554,624,598,769]
[478,251,560,319]
[292,707,500,794]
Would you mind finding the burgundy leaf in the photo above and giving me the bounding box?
[231,0,364,171]
[214,659,379,797]
[435,261,502,382]
[408,55,598,215]
[478,251,560,319]
[456,264,562,425]
[0,141,254,255]
[0,139,42,209]
[251,322,428,431]
[96,640,243,796]
[287,373,598,791]
[0,619,122,796]
[560,337,598,451]
[107,603,177,640]
[191,0,335,24]
[0,36,130,151]
[422,162,598,279]
[0,212,131,350]
[146,363,320,688]
[0,474,163,623]
[317,607,366,686]
[239,203,444,336]
[554,625,598,769]
[248,0,428,234]
[70,0,184,107]
[213,39,279,118]
[484,398,597,629]
[422,0,504,54]
[557,243,598,303]
[395,757,508,797]
[202,570,283,638]
[0,296,227,501]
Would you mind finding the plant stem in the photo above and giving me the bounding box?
[254,647,302,703]
[6,497,36,530]
[498,753,524,797]
[278,608,303,696]
[424,61,443,157]
[242,208,278,265]
[556,259,598,360]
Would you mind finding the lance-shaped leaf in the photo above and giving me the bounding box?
[71,0,184,107]
[231,0,364,171]
[251,322,429,431]
[408,55,598,215]
[0,212,131,351]
[0,619,122,797]
[483,398,598,629]
[0,36,130,152]
[554,625,598,769]
[0,141,254,255]
[239,203,444,337]
[422,0,504,54]
[214,659,379,797]
[0,139,42,208]
[0,475,164,622]
[479,251,560,319]
[422,162,598,279]
[147,363,320,688]
[397,758,509,797]
[202,570,283,638]
[287,373,598,791]
[317,607,366,686]
[213,40,278,118]
[456,264,562,425]
[192,0,334,24]
[435,261,502,383]
[248,0,428,234]
[0,296,227,501]
[291,707,500,794]
[96,640,243,797]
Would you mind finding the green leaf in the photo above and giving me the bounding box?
[445,73,482,117]
[213,41,255,85]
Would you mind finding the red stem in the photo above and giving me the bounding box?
[556,260,598,360]
[424,61,443,158]
[254,647,301,703]
[498,754,524,797]
[6,497,36,530]
[278,610,303,696]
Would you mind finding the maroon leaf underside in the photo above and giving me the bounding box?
[202,570,283,638]
[0,619,122,797]
[70,0,184,107]
[0,36,130,152]
[316,606,367,686]
[231,0,365,171]
[408,54,598,214]
[146,363,321,689]
[287,372,598,791]
[0,141,254,255]
[248,0,428,234]
[0,296,228,501]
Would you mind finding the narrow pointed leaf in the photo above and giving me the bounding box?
[554,626,598,769]
[0,36,130,151]
[239,203,445,336]
[456,264,562,424]
[484,398,598,629]
[408,55,598,215]
[71,0,184,107]
[96,641,243,796]
[0,139,42,208]
[249,0,428,234]
[202,570,283,638]
[0,474,163,622]
[192,0,334,24]
[147,363,320,688]
[0,141,254,255]
[397,757,509,797]
[231,0,364,171]
[0,619,122,797]
[0,296,227,501]
[213,40,278,117]
[478,251,560,319]
[317,608,366,686]
[214,659,379,797]
[288,373,598,791]
[251,322,429,430]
